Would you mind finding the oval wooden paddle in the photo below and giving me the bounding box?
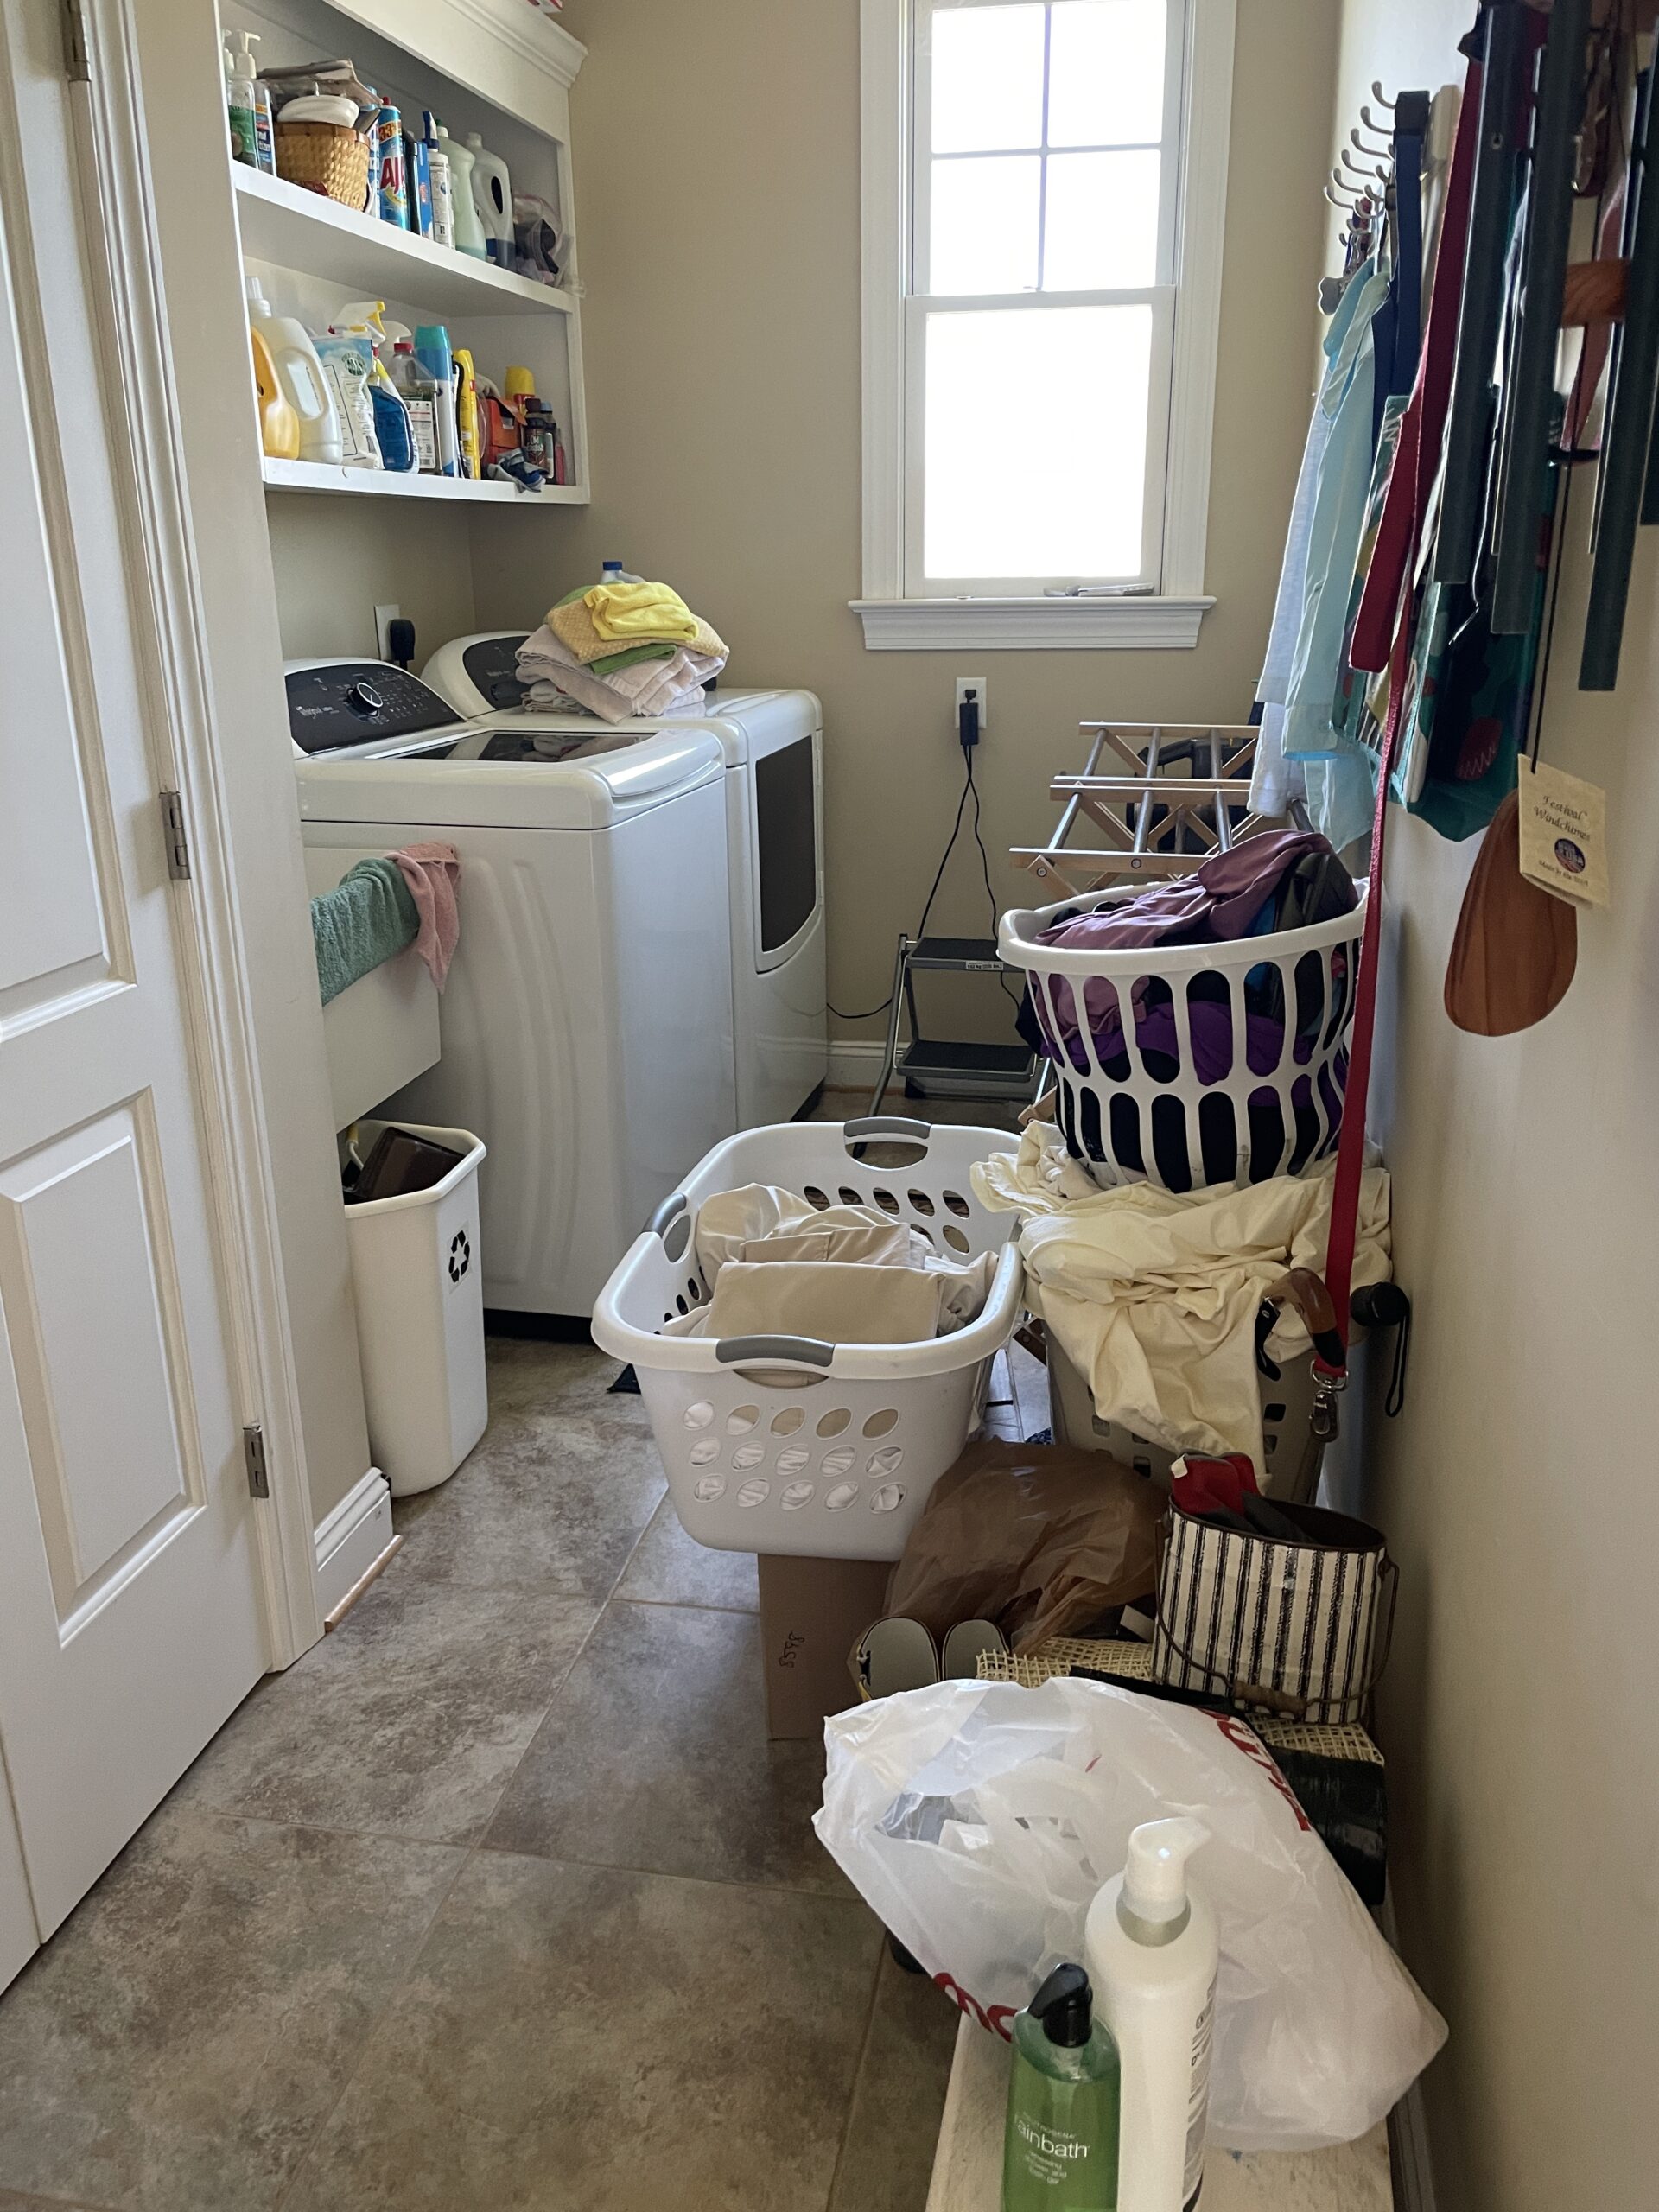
[1445,787,1578,1033]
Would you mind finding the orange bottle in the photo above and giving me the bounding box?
[251,322,300,459]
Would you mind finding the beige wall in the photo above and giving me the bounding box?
[471,0,1342,1048]
[1324,6,1659,2209]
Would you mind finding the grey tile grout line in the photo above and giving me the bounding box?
[820,1936,891,2212]
[269,1834,475,2212]
[267,1487,661,2212]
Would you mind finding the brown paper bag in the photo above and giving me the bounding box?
[885,1439,1161,1654]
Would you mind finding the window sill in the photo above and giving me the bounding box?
[849,594,1215,651]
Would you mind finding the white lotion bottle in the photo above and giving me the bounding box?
[1084,1819,1217,2212]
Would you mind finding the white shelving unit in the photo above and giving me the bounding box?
[233,168,576,321]
[226,0,588,505]
[262,454,586,504]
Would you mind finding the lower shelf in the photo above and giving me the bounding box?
[262,455,588,505]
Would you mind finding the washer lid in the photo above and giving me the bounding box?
[295,726,726,830]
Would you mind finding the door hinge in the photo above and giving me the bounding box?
[242,1423,270,1500]
[60,0,89,82]
[159,789,191,880]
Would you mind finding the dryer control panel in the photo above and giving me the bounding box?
[286,661,461,754]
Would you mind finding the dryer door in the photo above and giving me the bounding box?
[753,734,821,969]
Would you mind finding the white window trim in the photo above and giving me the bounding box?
[854,0,1236,650]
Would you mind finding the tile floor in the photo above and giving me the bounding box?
[0,1092,1041,2212]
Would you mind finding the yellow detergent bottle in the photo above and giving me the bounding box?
[452,346,480,477]
[250,323,299,459]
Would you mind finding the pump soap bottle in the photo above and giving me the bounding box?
[1084,1821,1217,2212]
[1002,1963,1120,2212]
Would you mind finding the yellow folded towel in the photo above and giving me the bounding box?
[586,580,697,642]
[550,589,728,667]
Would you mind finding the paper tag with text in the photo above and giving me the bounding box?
[1517,760,1609,908]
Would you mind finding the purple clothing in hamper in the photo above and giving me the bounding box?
[1034,830,1352,953]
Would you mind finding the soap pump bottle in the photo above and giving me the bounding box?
[1084,1821,1217,2212]
[1002,1962,1120,2212]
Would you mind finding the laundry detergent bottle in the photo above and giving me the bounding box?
[1003,1962,1120,2212]
[246,279,340,464]
[1084,1821,1217,2212]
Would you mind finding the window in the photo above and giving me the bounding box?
[855,0,1236,647]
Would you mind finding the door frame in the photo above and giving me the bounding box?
[53,0,332,1662]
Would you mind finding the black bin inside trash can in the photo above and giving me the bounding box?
[345,1128,466,1206]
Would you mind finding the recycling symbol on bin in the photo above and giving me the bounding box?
[448,1230,472,1284]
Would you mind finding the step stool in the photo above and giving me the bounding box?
[867,934,1039,1115]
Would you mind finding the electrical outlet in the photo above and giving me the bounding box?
[955,675,988,731]
[375,603,401,662]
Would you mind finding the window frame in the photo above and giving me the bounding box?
[855,0,1236,649]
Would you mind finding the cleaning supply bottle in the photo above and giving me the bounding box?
[423,114,454,250]
[451,345,480,478]
[463,132,513,264]
[389,340,442,473]
[315,332,382,468]
[224,36,257,167]
[246,279,340,464]
[504,365,547,474]
[251,65,277,175]
[337,302,416,473]
[413,325,460,474]
[1003,1962,1121,2212]
[1084,1821,1217,2212]
[375,102,408,227]
[440,130,489,260]
[250,324,299,458]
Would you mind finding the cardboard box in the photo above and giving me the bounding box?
[756,1553,893,1738]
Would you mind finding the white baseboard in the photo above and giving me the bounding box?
[1381,1893,1439,2212]
[314,1467,395,1622]
[825,1038,887,1092]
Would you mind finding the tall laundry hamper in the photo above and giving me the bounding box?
[592,1117,1025,1562]
[1000,884,1369,1192]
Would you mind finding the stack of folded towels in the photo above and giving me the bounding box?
[516,580,728,723]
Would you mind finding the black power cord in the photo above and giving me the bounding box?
[828,692,1017,1020]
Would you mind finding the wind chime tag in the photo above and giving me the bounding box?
[1517,760,1610,908]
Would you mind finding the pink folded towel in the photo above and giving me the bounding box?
[389,842,461,989]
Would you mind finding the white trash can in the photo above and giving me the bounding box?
[344,1120,488,1497]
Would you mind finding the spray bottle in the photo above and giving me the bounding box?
[1084,1821,1217,2212]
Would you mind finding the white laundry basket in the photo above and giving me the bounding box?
[344,1121,488,1498]
[1000,885,1368,1192]
[592,1117,1024,1561]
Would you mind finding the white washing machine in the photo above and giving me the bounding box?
[422,633,828,1128]
[288,658,737,1319]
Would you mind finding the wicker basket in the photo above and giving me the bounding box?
[275,122,371,211]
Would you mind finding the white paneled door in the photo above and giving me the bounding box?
[0,0,270,1959]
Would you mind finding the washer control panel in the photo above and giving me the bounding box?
[286,661,462,754]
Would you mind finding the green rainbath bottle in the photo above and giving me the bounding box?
[1002,1963,1121,2212]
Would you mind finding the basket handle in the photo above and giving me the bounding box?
[714,1334,836,1369]
[645,1191,692,1263]
[842,1116,932,1145]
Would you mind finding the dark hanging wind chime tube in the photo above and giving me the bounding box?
[1490,0,1589,635]
[1433,0,1529,589]
[1581,65,1659,690]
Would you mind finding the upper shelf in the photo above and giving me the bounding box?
[232,168,576,321]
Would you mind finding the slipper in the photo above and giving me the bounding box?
[851,1616,940,1700]
[940,1618,1008,1680]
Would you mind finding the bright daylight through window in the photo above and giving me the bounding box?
[857,0,1231,647]
[917,0,1174,589]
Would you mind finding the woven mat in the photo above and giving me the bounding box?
[977,1637,1383,1766]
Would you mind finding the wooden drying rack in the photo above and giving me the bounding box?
[1013,721,1275,897]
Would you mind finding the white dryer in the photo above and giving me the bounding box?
[422,633,828,1128]
[288,658,737,1319]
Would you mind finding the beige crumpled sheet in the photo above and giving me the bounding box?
[971,1126,1391,1467]
[690,1184,995,1338]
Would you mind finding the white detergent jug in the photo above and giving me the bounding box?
[439,131,489,260]
[246,278,340,464]
[463,134,513,265]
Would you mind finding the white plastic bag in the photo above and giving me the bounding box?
[813,1676,1445,2151]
